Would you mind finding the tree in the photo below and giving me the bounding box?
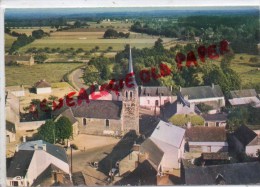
[103,29,119,38]
[227,107,249,132]
[55,116,73,142]
[197,103,213,113]
[34,54,47,63]
[32,29,45,39]
[74,21,82,28]
[38,120,56,143]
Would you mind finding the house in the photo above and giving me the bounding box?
[5,92,20,125]
[6,140,71,186]
[182,160,260,185]
[55,108,79,138]
[232,125,260,157]
[6,85,25,97]
[53,48,139,136]
[201,113,227,127]
[5,55,34,66]
[228,89,260,108]
[139,86,175,112]
[180,84,225,114]
[34,79,52,94]
[185,127,228,153]
[6,121,16,143]
[140,120,186,172]
[161,94,201,122]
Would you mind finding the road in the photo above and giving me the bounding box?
[69,67,88,91]
[68,144,116,185]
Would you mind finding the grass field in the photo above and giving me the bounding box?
[213,54,260,87]
[18,30,174,52]
[5,34,16,50]
[5,63,83,86]
[11,27,56,36]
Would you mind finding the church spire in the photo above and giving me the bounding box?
[128,47,134,74]
[127,46,137,86]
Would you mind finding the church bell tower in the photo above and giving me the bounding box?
[121,47,139,135]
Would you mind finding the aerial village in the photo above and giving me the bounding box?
[5,48,260,186]
[3,6,260,187]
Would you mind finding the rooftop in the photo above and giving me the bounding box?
[202,113,227,122]
[180,84,224,100]
[185,127,227,142]
[230,89,257,98]
[139,86,172,97]
[184,161,260,185]
[34,79,51,88]
[233,125,258,146]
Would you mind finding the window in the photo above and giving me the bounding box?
[155,100,159,106]
[125,91,128,99]
[83,118,87,126]
[106,119,110,128]
[130,91,132,98]
[205,122,208,127]
[147,100,150,104]
[216,122,220,127]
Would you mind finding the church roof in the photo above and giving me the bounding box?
[71,100,122,120]
[139,86,172,97]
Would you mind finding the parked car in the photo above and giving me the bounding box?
[109,168,119,177]
[88,161,98,169]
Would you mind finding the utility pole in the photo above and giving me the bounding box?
[70,145,73,174]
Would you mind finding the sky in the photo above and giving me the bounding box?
[1,0,259,8]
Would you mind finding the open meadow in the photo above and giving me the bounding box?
[5,63,83,86]
[5,34,16,51]
[18,30,174,52]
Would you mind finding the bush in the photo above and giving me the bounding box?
[70,144,78,150]
[249,57,258,63]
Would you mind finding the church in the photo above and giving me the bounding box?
[54,48,140,136]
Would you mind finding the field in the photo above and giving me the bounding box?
[5,63,83,86]
[5,34,16,50]
[214,54,260,87]
[18,30,174,52]
[11,27,56,36]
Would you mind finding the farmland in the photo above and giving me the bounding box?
[5,34,16,50]
[18,30,174,52]
[5,63,83,86]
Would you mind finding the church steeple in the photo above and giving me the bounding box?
[128,47,134,74]
[127,46,137,87]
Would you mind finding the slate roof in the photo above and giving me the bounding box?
[140,138,164,168]
[72,172,86,186]
[139,86,172,97]
[186,127,227,142]
[180,85,224,100]
[6,120,16,133]
[7,150,34,177]
[202,113,227,122]
[230,89,257,98]
[184,162,260,185]
[70,100,122,120]
[233,125,257,146]
[115,160,157,186]
[60,108,77,124]
[201,152,229,160]
[34,79,51,88]
[19,140,68,163]
[5,55,31,64]
[151,120,186,148]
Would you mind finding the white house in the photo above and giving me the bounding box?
[232,125,260,157]
[34,79,52,94]
[140,120,186,172]
[185,126,228,153]
[180,84,225,114]
[139,86,176,111]
[6,140,71,186]
[229,89,260,108]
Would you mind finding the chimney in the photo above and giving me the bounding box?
[34,144,38,150]
[42,144,47,151]
[170,86,172,92]
[187,121,192,128]
[22,136,26,143]
[15,144,19,152]
[212,83,215,89]
[179,86,182,92]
